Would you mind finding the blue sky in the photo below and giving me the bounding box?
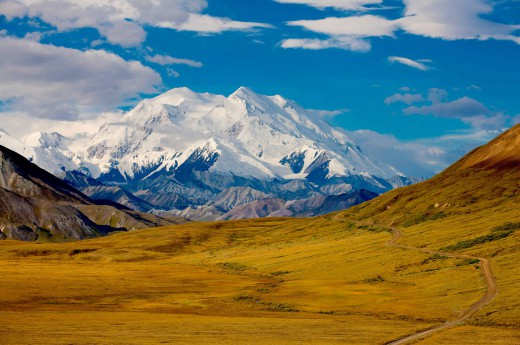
[0,0,519,176]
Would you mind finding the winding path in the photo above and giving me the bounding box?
[385,228,499,345]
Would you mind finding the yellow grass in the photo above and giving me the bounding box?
[0,216,500,344]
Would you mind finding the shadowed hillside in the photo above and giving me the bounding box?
[0,145,183,241]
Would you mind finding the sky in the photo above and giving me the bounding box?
[0,0,519,177]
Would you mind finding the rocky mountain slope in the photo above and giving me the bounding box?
[0,145,182,241]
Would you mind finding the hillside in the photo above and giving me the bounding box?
[340,123,520,342]
[345,123,520,226]
[0,145,182,241]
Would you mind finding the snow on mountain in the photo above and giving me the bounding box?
[61,86,401,182]
[0,129,34,158]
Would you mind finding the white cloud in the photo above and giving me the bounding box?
[349,129,449,176]
[0,111,124,139]
[399,0,520,43]
[283,15,397,51]
[0,36,161,120]
[388,56,432,71]
[461,113,509,130]
[288,15,397,37]
[274,0,383,11]
[309,108,349,119]
[0,0,271,46]
[98,20,147,48]
[146,55,203,68]
[384,92,424,105]
[279,0,520,50]
[160,13,273,33]
[166,68,180,78]
[281,37,371,51]
[348,128,500,177]
[0,1,26,19]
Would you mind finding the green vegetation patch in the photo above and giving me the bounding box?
[421,253,449,265]
[232,294,298,312]
[264,302,298,312]
[457,258,480,266]
[358,224,392,233]
[403,212,447,227]
[441,222,520,251]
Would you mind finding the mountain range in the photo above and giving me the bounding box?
[0,87,419,220]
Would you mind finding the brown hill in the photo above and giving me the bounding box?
[448,123,520,172]
[345,124,520,226]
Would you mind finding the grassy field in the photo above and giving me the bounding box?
[1,213,518,344]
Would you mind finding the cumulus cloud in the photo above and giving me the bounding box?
[0,0,271,46]
[274,0,383,10]
[279,0,520,50]
[0,36,161,120]
[388,56,432,71]
[384,92,424,105]
[399,0,519,42]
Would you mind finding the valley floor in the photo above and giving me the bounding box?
[1,216,519,344]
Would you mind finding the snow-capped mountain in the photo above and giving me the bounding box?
[72,86,400,181]
[1,87,419,218]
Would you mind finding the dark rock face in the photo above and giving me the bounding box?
[216,189,378,221]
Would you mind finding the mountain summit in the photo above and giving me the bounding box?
[80,86,401,182]
[0,87,417,218]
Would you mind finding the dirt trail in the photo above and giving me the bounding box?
[385,228,499,345]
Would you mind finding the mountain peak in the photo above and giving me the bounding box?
[228,86,265,104]
[151,87,201,106]
[231,86,256,96]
